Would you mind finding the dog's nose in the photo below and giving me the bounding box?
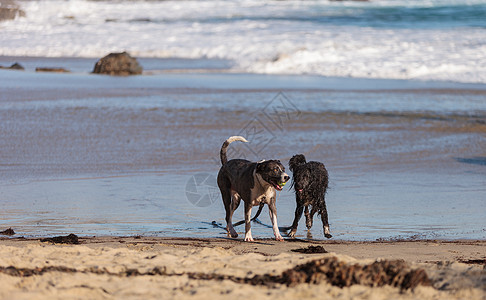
[284,175,290,182]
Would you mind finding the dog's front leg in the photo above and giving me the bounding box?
[304,205,313,229]
[244,201,254,242]
[288,204,303,238]
[268,200,284,241]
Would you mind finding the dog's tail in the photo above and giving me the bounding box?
[220,136,248,165]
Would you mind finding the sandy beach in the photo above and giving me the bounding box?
[0,236,485,299]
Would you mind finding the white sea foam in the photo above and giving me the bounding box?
[1,0,486,83]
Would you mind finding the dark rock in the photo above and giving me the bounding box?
[92,52,143,76]
[0,0,25,22]
[0,62,24,70]
[458,259,486,266]
[279,257,431,290]
[0,228,15,235]
[40,234,79,244]
[0,255,433,291]
[35,67,70,73]
[291,245,328,254]
[189,257,431,291]
[9,62,24,70]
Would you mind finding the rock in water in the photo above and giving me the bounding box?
[9,62,24,70]
[0,0,25,22]
[92,52,143,76]
[36,67,70,73]
[0,62,24,70]
[0,228,15,235]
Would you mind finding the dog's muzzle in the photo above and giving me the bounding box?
[274,173,290,191]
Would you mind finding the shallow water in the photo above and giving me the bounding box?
[0,65,485,240]
[1,170,484,241]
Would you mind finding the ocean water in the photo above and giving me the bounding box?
[0,67,485,240]
[1,0,486,83]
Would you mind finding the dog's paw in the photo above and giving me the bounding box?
[288,230,296,238]
[227,227,238,238]
[244,236,254,242]
[324,226,332,239]
[275,234,284,241]
[306,220,313,229]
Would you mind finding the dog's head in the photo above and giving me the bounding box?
[256,160,290,191]
[289,154,307,173]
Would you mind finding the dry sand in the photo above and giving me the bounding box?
[0,237,484,299]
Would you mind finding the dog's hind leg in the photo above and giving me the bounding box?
[288,204,304,238]
[320,200,332,239]
[218,173,238,238]
[304,205,315,229]
[221,187,238,238]
[226,191,241,238]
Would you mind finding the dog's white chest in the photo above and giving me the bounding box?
[250,175,275,206]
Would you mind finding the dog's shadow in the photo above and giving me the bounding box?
[217,236,275,245]
[207,221,284,244]
[208,219,293,240]
[233,218,290,233]
[207,220,324,242]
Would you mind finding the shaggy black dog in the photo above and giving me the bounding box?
[288,154,332,238]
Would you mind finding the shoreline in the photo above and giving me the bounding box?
[1,235,486,261]
[2,231,486,244]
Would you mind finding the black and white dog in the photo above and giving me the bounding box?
[288,154,332,239]
[217,136,290,241]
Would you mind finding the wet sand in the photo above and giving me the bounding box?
[0,237,485,299]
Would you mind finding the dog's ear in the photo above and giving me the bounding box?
[294,168,311,190]
[256,162,266,172]
[289,154,306,172]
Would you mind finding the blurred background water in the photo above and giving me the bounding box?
[1,0,486,82]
